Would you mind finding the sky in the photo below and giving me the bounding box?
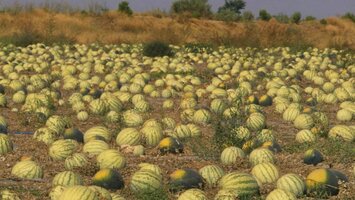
[1,0,354,18]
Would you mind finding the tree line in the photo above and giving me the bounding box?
[117,0,354,24]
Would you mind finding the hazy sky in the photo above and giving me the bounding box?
[1,0,354,18]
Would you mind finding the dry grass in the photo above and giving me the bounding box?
[0,9,354,49]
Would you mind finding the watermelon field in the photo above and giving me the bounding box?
[0,43,354,200]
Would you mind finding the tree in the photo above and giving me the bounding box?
[242,10,254,21]
[216,8,240,22]
[218,0,246,14]
[171,0,212,18]
[291,12,301,24]
[259,9,271,21]
[118,1,133,16]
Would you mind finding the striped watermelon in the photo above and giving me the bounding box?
[83,140,109,156]
[33,127,58,145]
[282,107,300,122]
[77,111,89,121]
[130,169,162,194]
[174,125,192,139]
[251,162,279,184]
[0,189,21,200]
[178,189,207,200]
[276,173,305,196]
[49,139,78,160]
[138,163,163,181]
[214,189,238,200]
[161,117,176,130]
[110,193,125,200]
[140,126,163,147]
[296,130,316,143]
[52,171,83,187]
[187,124,202,137]
[84,126,112,143]
[104,96,123,112]
[218,172,259,196]
[266,189,296,200]
[97,149,126,169]
[210,99,227,115]
[199,165,224,187]
[193,109,211,125]
[133,145,145,156]
[122,110,144,127]
[49,186,67,200]
[0,134,13,155]
[65,153,89,170]
[116,128,141,146]
[293,114,314,130]
[59,186,98,200]
[11,160,43,179]
[249,148,275,166]
[246,112,266,131]
[88,186,112,200]
[134,100,150,113]
[220,147,245,165]
[233,126,251,141]
[89,99,108,115]
[328,125,354,142]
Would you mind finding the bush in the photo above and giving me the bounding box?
[118,1,133,16]
[143,41,174,57]
[320,19,327,25]
[215,8,240,22]
[305,16,316,21]
[242,10,254,21]
[291,12,302,24]
[342,12,355,23]
[218,0,246,15]
[259,9,271,21]
[171,0,212,18]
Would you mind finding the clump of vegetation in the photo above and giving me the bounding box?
[342,12,355,23]
[320,18,328,25]
[143,41,174,57]
[216,0,246,22]
[304,15,316,21]
[291,12,302,24]
[259,9,271,21]
[118,1,133,16]
[171,0,212,18]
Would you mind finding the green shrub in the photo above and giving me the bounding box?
[143,41,174,57]
[218,0,246,15]
[118,1,133,16]
[215,8,240,22]
[171,0,212,18]
[259,9,271,21]
[320,19,327,25]
[304,16,316,21]
[342,12,355,23]
[291,12,302,24]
